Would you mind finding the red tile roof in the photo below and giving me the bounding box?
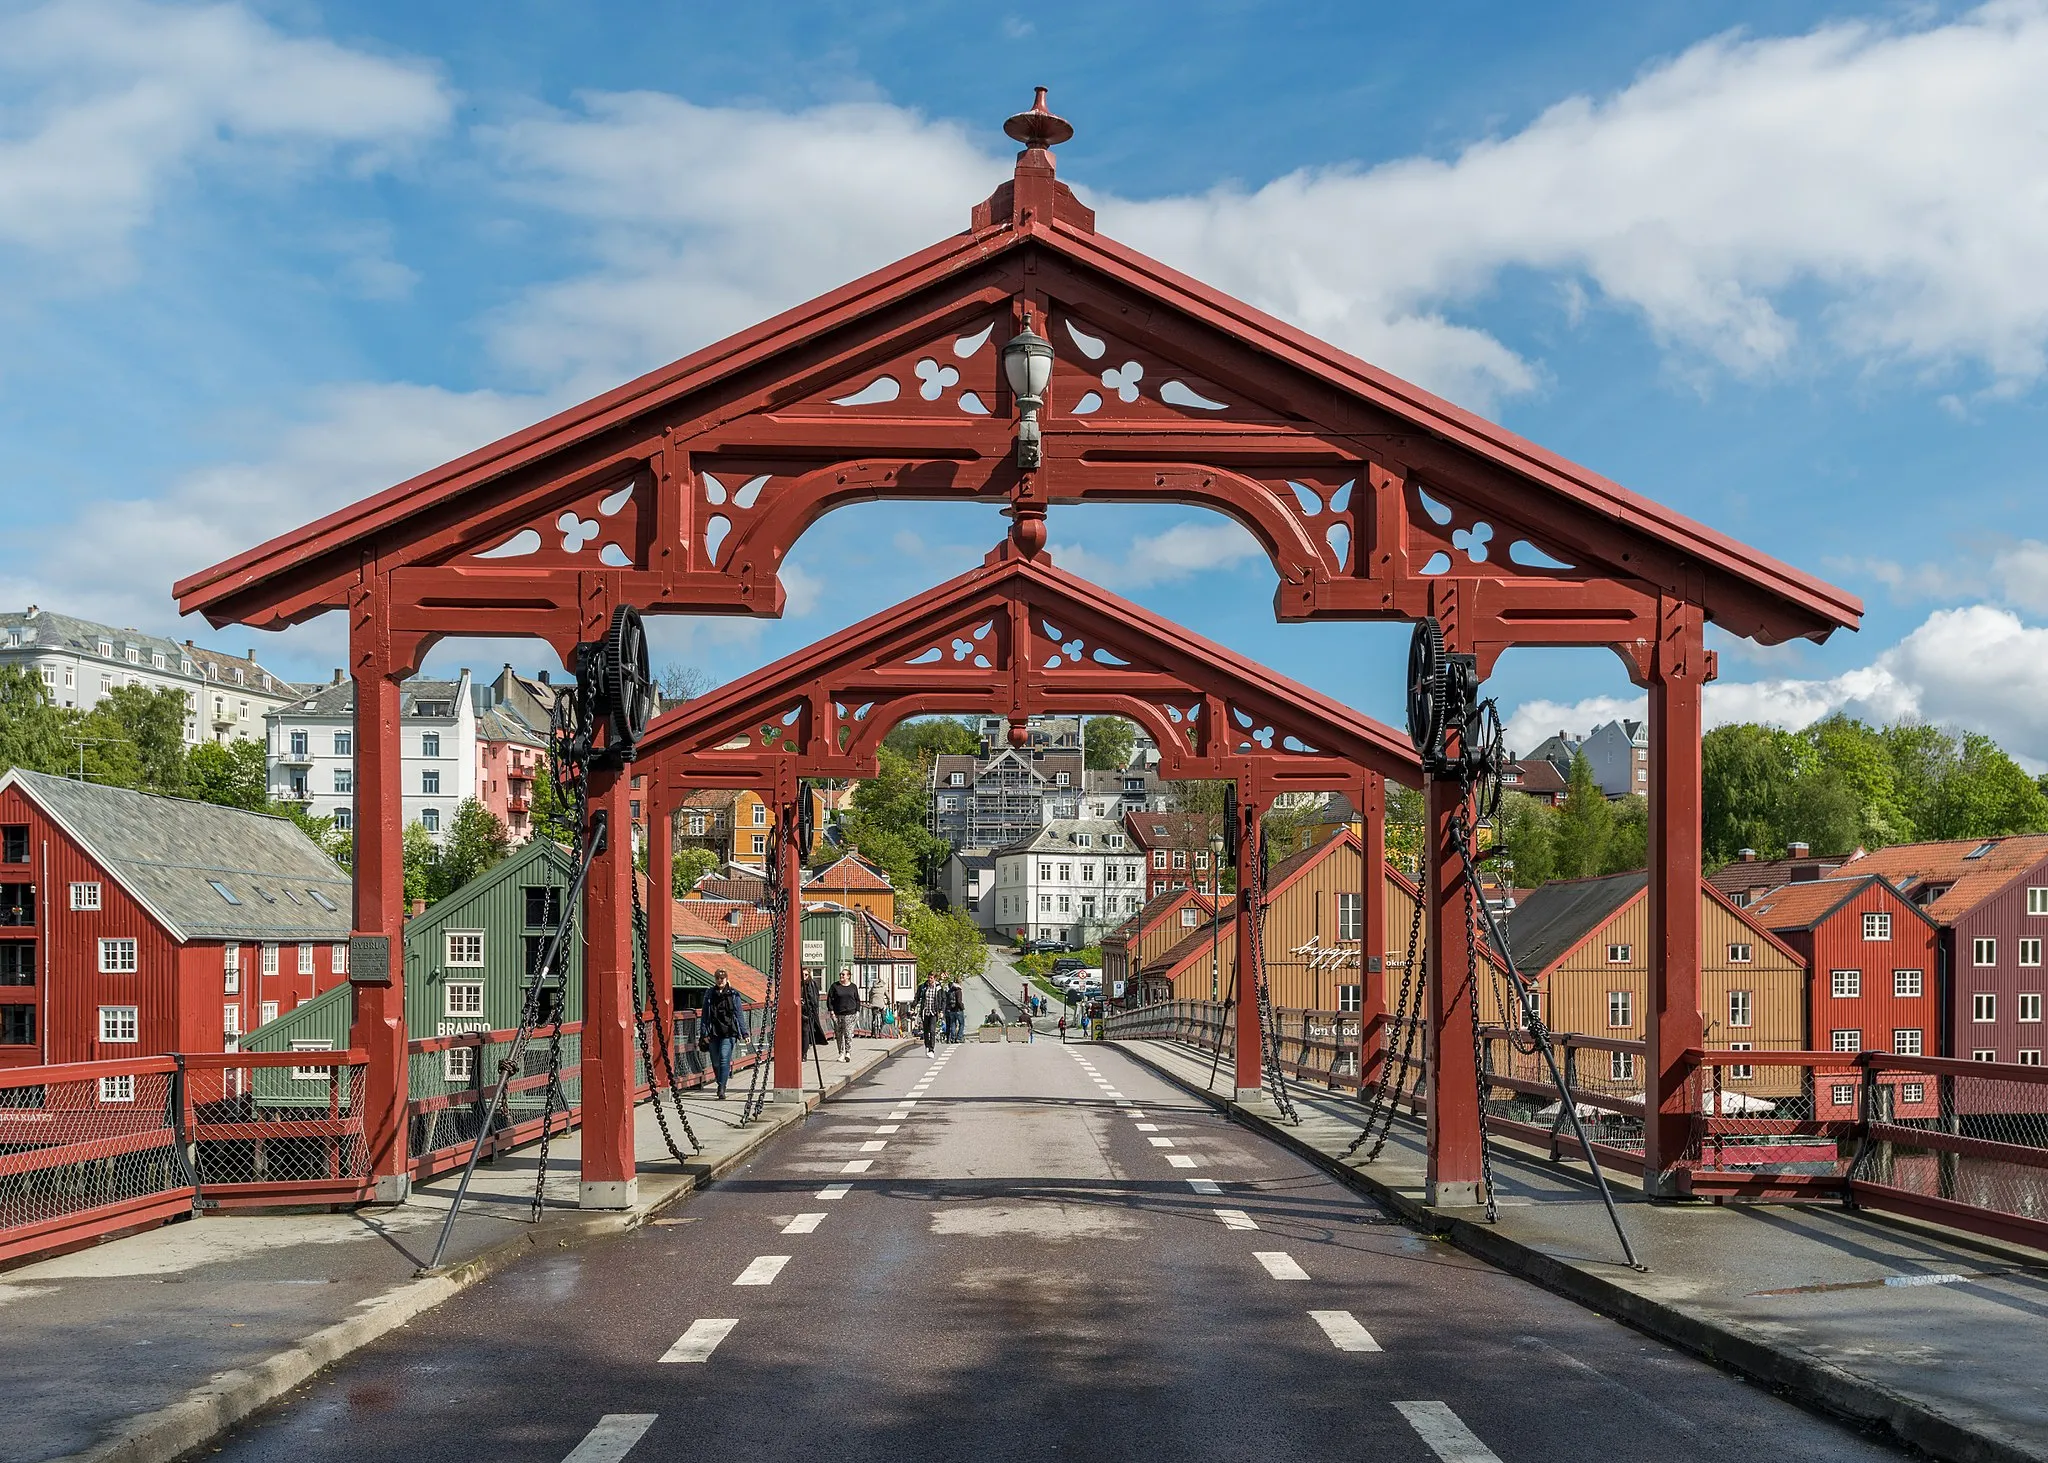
[805,852,894,892]
[1745,876,1886,931]
[677,899,773,944]
[680,949,767,1004]
[1839,835,2048,924]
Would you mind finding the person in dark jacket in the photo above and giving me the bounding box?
[827,970,862,1062]
[944,978,966,1043]
[913,974,946,1055]
[800,970,828,1055]
[701,970,749,1099]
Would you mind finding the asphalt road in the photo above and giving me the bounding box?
[203,1039,1907,1462]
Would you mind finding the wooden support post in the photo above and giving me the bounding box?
[347,593,409,1202]
[645,783,675,1043]
[1646,598,1707,1197]
[1233,788,1265,1102]
[774,792,805,1101]
[1360,774,1389,1087]
[579,761,638,1209]
[1425,771,1485,1206]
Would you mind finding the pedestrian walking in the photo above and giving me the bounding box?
[828,969,862,1062]
[700,970,749,1100]
[800,970,828,1056]
[913,972,946,1055]
[944,978,966,1043]
[1057,1014,1067,1043]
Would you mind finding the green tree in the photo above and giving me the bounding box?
[1701,724,1807,865]
[402,822,438,906]
[881,716,979,759]
[1550,753,1616,879]
[1600,794,1649,874]
[906,902,988,980]
[1806,715,1912,846]
[673,845,718,896]
[1495,790,1554,887]
[0,666,75,776]
[434,799,511,898]
[84,684,190,795]
[528,766,577,845]
[1928,733,2048,839]
[187,738,269,811]
[1385,781,1425,877]
[840,747,947,892]
[1083,715,1136,770]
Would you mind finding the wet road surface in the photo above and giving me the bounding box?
[204,1038,1908,1461]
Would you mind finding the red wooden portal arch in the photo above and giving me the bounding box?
[178,92,1858,1208]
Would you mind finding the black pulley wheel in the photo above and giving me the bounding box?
[1407,617,1447,760]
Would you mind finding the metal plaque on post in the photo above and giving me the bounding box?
[349,935,393,985]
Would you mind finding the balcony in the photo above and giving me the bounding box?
[274,749,314,768]
[507,792,532,813]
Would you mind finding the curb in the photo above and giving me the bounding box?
[1110,1038,2045,1463]
[51,1042,909,1463]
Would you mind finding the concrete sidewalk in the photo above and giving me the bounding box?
[1114,1036,2048,1463]
[5,1036,909,1463]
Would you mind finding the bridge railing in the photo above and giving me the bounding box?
[1108,1000,2048,1251]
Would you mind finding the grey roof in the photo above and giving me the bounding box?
[1500,871,1647,974]
[950,847,995,871]
[474,697,546,747]
[993,817,1129,856]
[271,677,467,720]
[1,607,295,695]
[4,769,351,942]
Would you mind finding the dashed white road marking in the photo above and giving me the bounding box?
[1167,1154,1197,1168]
[1214,1208,1258,1230]
[782,1213,826,1235]
[562,1414,657,1462]
[1393,1401,1499,1460]
[816,1183,851,1199]
[859,1139,889,1152]
[1147,1136,1175,1148]
[734,1255,791,1286]
[874,1124,901,1134]
[1103,1090,1126,1099]
[887,1111,911,1121]
[1123,1109,1145,1118]
[841,1159,874,1174]
[660,1319,737,1363]
[1187,1178,1221,1194]
[1254,1251,1309,1280]
[1312,1311,1383,1354]
[1135,1123,1159,1132]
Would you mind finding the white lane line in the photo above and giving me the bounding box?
[887,1111,911,1121]
[1312,1311,1383,1354]
[1393,1401,1499,1460]
[1147,1136,1175,1148]
[660,1319,737,1363]
[1215,1208,1258,1230]
[859,1139,888,1152]
[562,1414,657,1462]
[1103,1090,1126,1099]
[1254,1251,1309,1280]
[1123,1109,1145,1119]
[1135,1123,1159,1132]
[782,1213,826,1234]
[1167,1154,1197,1168]
[1187,1178,1221,1194]
[842,1158,874,1174]
[816,1183,851,1199]
[874,1124,901,1134]
[734,1255,791,1286]
[897,1100,918,1108]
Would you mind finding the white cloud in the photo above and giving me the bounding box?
[1848,538,2048,615]
[0,383,541,657]
[1503,605,2048,772]
[0,0,451,277]
[1046,520,1265,590]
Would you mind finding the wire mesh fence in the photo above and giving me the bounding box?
[0,1059,189,1263]
[1855,1054,2048,1241]
[186,1053,367,1200]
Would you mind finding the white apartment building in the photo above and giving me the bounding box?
[266,671,478,840]
[990,818,1146,948]
[0,606,299,744]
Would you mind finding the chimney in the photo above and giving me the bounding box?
[332,669,345,685]
[1738,848,1757,862]
[409,898,427,917]
[246,648,254,662]
[1786,841,1810,859]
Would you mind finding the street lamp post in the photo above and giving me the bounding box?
[1209,829,1225,1001]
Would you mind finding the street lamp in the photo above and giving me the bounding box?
[1002,312,1054,470]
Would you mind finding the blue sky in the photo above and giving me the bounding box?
[4,0,2046,762]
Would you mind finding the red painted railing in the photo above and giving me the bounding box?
[1108,1000,2048,1252]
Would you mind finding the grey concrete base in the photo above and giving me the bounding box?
[578,1179,638,1210]
[1234,1087,1264,1105]
[1428,1179,1485,1208]
[369,1173,410,1204]
[772,1086,805,1104]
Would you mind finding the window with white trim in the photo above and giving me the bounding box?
[750,834,767,856]
[1902,1082,1925,1104]
[297,942,314,975]
[1975,937,1997,966]
[261,943,278,975]
[421,769,440,795]
[1894,969,1923,998]
[1863,912,1892,941]
[2019,993,2043,1023]
[222,1004,240,1036]
[1038,895,1052,912]
[2021,1050,2044,1066]
[1338,984,1362,1013]
[69,882,100,911]
[2022,938,2043,967]
[98,938,137,973]
[1057,894,1071,913]
[1973,1049,1997,1062]
[1609,1050,1635,1082]
[445,932,484,967]
[421,807,440,833]
[1727,1042,1754,1080]
[1607,990,1632,1028]
[100,1075,134,1102]
[99,1005,138,1042]
[332,943,348,974]
[1607,943,1632,964]
[291,1039,333,1081]
[1181,907,1200,928]
[1338,893,1363,942]
[260,1001,277,1025]
[444,1045,476,1083]
[1831,1083,1857,1106]
[1728,990,1753,1028]
[1894,1028,1923,1056]
[445,982,484,1017]
[2030,887,2048,916]
[1974,993,1997,1022]
[1727,943,1752,963]
[1172,851,1187,870]
[1830,969,1860,998]
[1153,849,1167,869]
[752,803,767,826]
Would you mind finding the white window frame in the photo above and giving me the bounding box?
[332,943,348,974]
[1338,893,1363,943]
[1606,943,1631,964]
[1902,1082,1925,1104]
[1831,969,1861,999]
[1974,937,1997,966]
[222,1004,241,1037]
[444,1044,476,1084]
[1893,1028,1923,1056]
[1830,1082,1857,1107]
[259,1000,278,1025]
[445,981,484,1017]
[1973,992,1997,1023]
[2021,1051,2045,1066]
[2030,887,2048,916]
[1862,912,1892,941]
[290,1039,334,1081]
[421,769,441,795]
[1180,907,1200,928]
[100,1074,135,1103]
[1609,1049,1635,1083]
[1338,984,1362,1013]
[261,943,279,975]
[98,938,137,974]
[750,833,767,857]
[2021,938,2043,967]
[444,931,485,968]
[69,881,100,911]
[2019,993,2044,1024]
[1973,1049,1997,1062]
[1894,969,1923,998]
[99,1005,138,1043]
[1606,990,1632,1028]
[1728,989,1753,1028]
[298,942,315,975]
[421,808,440,833]
[1727,1042,1754,1081]
[1727,943,1752,964]
[421,731,441,758]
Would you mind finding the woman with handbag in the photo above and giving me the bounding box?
[701,970,749,1099]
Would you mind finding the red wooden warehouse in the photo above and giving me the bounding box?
[174,92,1861,1207]
[0,769,351,1073]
